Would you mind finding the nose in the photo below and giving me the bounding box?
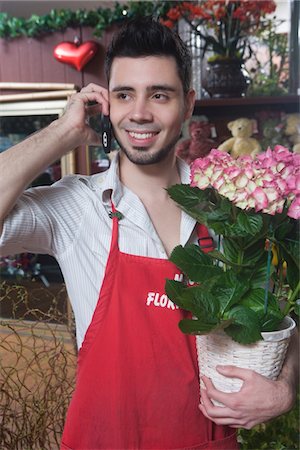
[129,97,153,123]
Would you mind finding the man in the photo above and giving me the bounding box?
[0,17,298,450]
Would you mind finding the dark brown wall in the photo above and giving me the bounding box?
[0,25,117,175]
[0,26,116,90]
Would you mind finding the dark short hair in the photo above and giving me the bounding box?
[105,16,192,93]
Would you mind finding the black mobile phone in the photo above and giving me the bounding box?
[101,115,112,154]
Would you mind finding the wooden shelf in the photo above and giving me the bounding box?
[193,95,300,118]
[195,94,299,108]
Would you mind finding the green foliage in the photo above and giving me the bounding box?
[166,184,300,344]
[0,2,177,39]
[168,245,223,282]
[238,397,299,449]
[248,18,289,97]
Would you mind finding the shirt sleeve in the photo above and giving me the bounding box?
[0,176,91,257]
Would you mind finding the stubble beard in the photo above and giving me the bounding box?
[114,133,182,166]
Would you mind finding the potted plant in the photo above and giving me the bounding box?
[161,0,277,97]
[166,146,299,396]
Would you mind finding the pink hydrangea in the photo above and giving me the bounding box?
[190,147,300,219]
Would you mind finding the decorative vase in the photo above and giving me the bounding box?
[202,59,251,98]
[196,316,296,405]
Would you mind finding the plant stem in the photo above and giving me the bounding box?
[264,223,274,314]
[264,242,273,314]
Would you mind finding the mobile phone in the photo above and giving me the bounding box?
[101,115,112,154]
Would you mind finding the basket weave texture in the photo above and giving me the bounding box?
[196,316,295,402]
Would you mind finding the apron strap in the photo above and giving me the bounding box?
[196,223,214,253]
[108,201,121,252]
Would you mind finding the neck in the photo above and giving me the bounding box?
[119,152,180,200]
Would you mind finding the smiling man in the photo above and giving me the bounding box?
[109,56,193,166]
[0,17,298,450]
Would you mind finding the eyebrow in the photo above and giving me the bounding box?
[111,84,177,93]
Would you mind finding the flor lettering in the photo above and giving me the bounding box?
[146,292,178,310]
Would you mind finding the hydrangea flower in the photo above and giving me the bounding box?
[191,146,300,219]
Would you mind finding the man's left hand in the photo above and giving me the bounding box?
[199,365,295,429]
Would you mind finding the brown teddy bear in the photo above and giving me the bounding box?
[176,120,216,164]
[218,117,261,158]
[284,113,300,153]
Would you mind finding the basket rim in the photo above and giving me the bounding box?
[261,316,296,342]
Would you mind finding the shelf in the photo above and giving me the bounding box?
[195,95,299,108]
[194,95,300,118]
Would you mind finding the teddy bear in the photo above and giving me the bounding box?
[176,120,216,164]
[218,117,261,158]
[284,113,300,153]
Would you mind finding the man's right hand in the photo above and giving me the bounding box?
[58,83,110,148]
[0,83,110,232]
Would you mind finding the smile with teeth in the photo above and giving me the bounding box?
[128,131,158,140]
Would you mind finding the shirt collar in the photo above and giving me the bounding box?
[90,152,124,206]
[90,152,196,245]
[91,152,191,205]
[177,157,191,184]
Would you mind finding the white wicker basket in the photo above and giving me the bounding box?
[196,316,296,405]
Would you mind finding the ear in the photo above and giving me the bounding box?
[184,89,196,121]
[227,121,234,131]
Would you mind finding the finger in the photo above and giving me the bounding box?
[199,403,243,427]
[216,365,256,381]
[69,91,109,116]
[81,83,108,98]
[201,376,242,409]
[200,385,214,408]
[200,386,240,419]
[199,401,211,420]
[81,84,109,109]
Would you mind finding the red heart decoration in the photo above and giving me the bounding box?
[53,41,98,71]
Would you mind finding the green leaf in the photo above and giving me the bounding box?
[169,244,223,282]
[166,280,220,323]
[243,239,266,264]
[277,224,300,291]
[261,316,284,332]
[222,238,242,264]
[235,211,264,236]
[185,286,219,320]
[240,288,284,330]
[167,184,209,209]
[294,300,300,316]
[214,271,250,314]
[178,318,217,335]
[241,288,281,313]
[167,185,233,229]
[206,209,232,223]
[275,220,294,240]
[225,306,262,344]
[208,249,253,268]
[279,246,300,291]
[165,280,190,310]
[165,280,210,317]
[248,262,275,288]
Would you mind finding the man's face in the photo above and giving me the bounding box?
[109,56,195,165]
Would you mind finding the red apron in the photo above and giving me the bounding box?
[61,204,238,450]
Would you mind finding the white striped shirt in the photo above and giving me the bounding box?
[0,154,198,348]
